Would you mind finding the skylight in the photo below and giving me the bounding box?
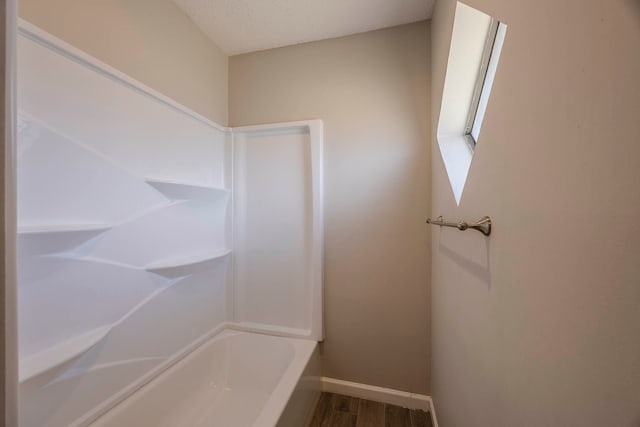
[436,2,507,204]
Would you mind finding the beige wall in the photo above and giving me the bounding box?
[1,2,6,421]
[230,22,432,394]
[19,0,229,124]
[431,1,640,426]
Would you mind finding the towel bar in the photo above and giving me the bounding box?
[426,216,492,236]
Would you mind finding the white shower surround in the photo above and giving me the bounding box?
[16,20,323,426]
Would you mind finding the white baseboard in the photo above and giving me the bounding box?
[319,377,438,427]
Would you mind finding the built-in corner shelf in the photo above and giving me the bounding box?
[19,325,112,383]
[18,224,112,235]
[144,249,231,278]
[145,178,230,200]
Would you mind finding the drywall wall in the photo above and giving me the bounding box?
[230,22,431,394]
[18,0,228,124]
[430,1,640,426]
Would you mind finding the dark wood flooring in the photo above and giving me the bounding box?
[309,392,433,427]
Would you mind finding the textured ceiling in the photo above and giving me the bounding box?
[173,0,435,55]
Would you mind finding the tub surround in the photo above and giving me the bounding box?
[17,21,323,426]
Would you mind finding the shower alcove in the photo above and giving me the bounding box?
[16,21,323,426]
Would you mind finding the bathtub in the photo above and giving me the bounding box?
[90,330,320,427]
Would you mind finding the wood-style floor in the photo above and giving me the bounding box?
[309,392,433,427]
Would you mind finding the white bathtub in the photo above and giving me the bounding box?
[90,330,320,427]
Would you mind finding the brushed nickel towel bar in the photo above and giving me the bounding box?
[426,216,492,236]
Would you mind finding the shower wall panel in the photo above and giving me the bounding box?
[17,27,231,426]
[232,123,324,341]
